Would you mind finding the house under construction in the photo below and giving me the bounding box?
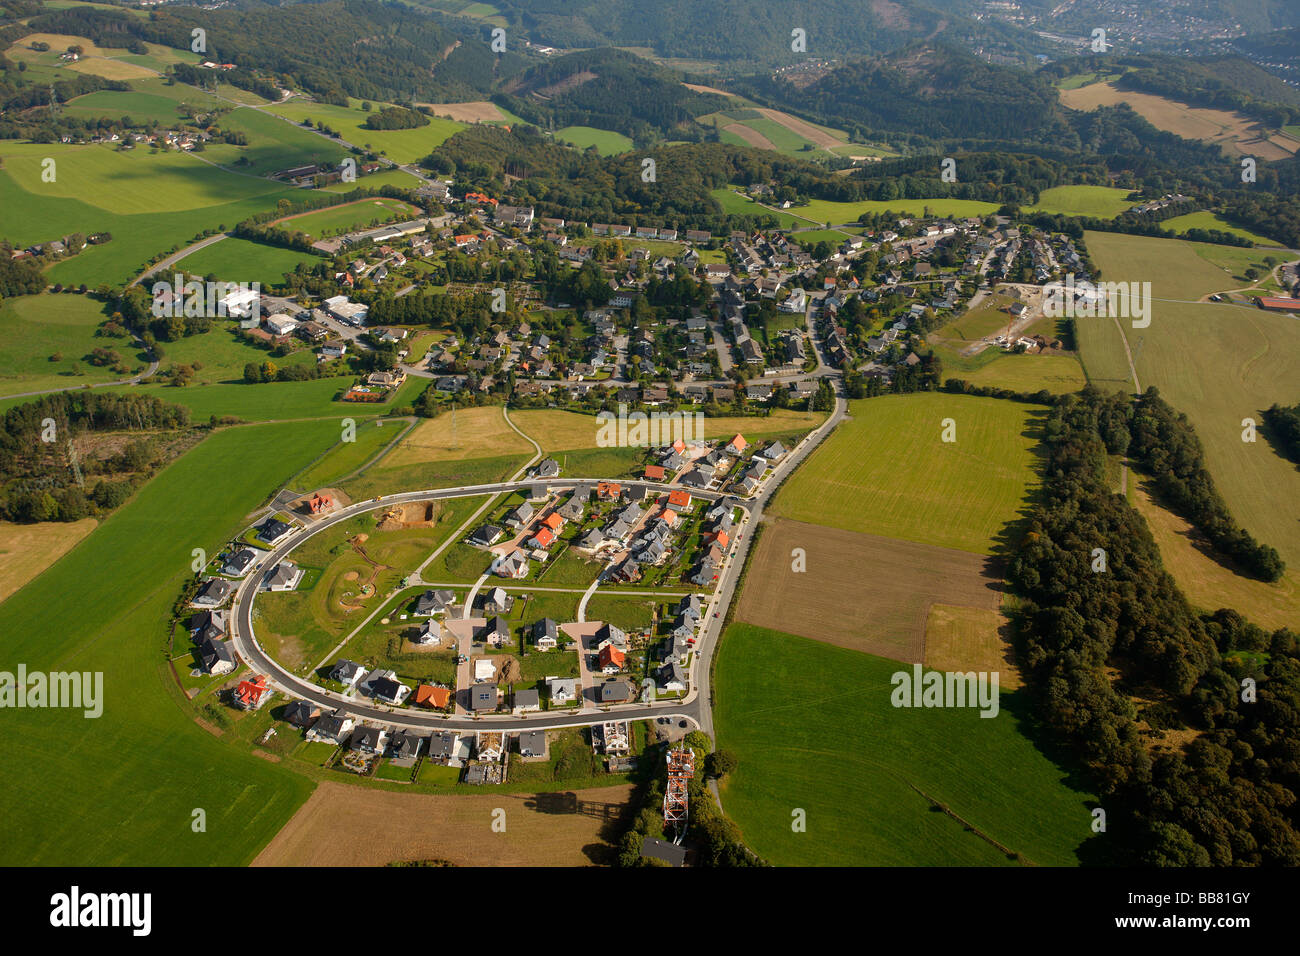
[663,745,694,835]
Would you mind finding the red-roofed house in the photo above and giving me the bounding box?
[644,464,666,481]
[666,490,692,512]
[415,684,451,709]
[529,527,556,549]
[726,434,747,455]
[598,644,625,674]
[542,512,564,531]
[233,674,270,710]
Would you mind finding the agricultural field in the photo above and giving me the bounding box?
[1160,211,1280,247]
[200,107,349,176]
[264,100,465,165]
[292,417,412,490]
[795,196,999,226]
[735,518,1005,664]
[275,197,418,239]
[253,781,630,866]
[172,237,321,287]
[714,624,1093,867]
[0,517,98,603]
[923,604,1020,690]
[554,126,635,155]
[0,419,341,865]
[960,353,1088,394]
[125,374,421,422]
[508,407,823,454]
[381,405,534,467]
[419,101,518,123]
[1075,231,1300,567]
[1025,185,1137,219]
[0,293,147,397]
[769,393,1045,555]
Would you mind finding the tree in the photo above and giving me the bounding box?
[704,750,738,778]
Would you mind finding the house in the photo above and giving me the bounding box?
[414,589,456,617]
[262,561,303,592]
[190,608,228,644]
[495,551,529,579]
[476,732,506,762]
[518,730,547,758]
[221,548,257,577]
[533,457,561,479]
[657,661,687,692]
[595,481,622,501]
[513,688,541,713]
[283,700,321,729]
[481,615,511,648]
[666,490,692,513]
[331,659,366,687]
[193,578,234,608]
[548,677,578,703]
[482,586,511,613]
[725,434,748,456]
[757,440,788,463]
[349,726,387,754]
[596,622,628,651]
[680,468,710,489]
[558,494,586,521]
[677,594,703,620]
[413,620,443,646]
[388,730,422,761]
[233,674,270,710]
[598,644,625,674]
[599,679,632,703]
[505,501,535,528]
[641,837,688,867]
[414,684,452,709]
[644,464,667,482]
[254,516,293,545]
[526,527,556,550]
[469,684,498,711]
[306,712,354,743]
[532,618,559,650]
[427,730,457,763]
[196,637,236,676]
[468,524,503,547]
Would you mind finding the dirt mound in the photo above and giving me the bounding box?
[496,657,521,685]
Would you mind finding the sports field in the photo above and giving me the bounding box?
[714,624,1092,866]
[0,420,342,865]
[555,125,634,155]
[264,100,464,165]
[1075,231,1300,567]
[0,293,147,397]
[768,394,1046,555]
[1025,185,1137,218]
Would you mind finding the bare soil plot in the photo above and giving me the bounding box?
[1059,83,1295,160]
[735,519,1004,664]
[419,101,507,122]
[253,781,632,866]
[0,518,97,603]
[682,83,737,98]
[923,603,1021,689]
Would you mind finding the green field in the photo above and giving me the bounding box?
[0,420,343,865]
[714,624,1094,866]
[795,196,999,226]
[960,353,1088,394]
[769,393,1045,555]
[293,417,410,489]
[0,293,149,397]
[148,326,317,385]
[200,107,350,176]
[1026,185,1137,218]
[64,89,201,125]
[1075,231,1300,567]
[174,236,321,287]
[264,100,464,165]
[1160,211,1280,247]
[710,188,813,229]
[555,125,635,156]
[120,374,425,422]
[279,198,418,238]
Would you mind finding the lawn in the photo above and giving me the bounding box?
[264,100,464,165]
[1075,231,1300,567]
[555,125,635,156]
[0,419,342,865]
[1025,185,1137,219]
[173,236,322,287]
[714,624,1094,866]
[768,393,1046,555]
[0,293,149,397]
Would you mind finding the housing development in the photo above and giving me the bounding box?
[0,0,1297,918]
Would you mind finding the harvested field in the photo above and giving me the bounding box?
[381,406,531,468]
[754,108,842,150]
[722,122,776,151]
[67,56,155,80]
[923,604,1021,690]
[683,83,737,98]
[0,518,97,603]
[420,101,507,122]
[735,518,1004,664]
[253,781,632,866]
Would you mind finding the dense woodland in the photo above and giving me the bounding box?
[1263,402,1300,464]
[1008,387,1300,865]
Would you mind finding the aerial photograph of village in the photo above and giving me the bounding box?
[0,0,1296,931]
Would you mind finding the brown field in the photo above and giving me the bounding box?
[1131,479,1300,632]
[253,781,632,866]
[723,123,776,151]
[1059,83,1295,161]
[683,83,737,98]
[509,407,824,453]
[0,518,97,604]
[66,56,155,81]
[419,101,507,123]
[382,406,532,468]
[735,518,1004,664]
[923,604,1021,690]
[754,108,843,150]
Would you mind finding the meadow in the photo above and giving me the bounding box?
[713,624,1093,866]
[555,126,634,155]
[795,196,998,226]
[0,420,343,865]
[1025,185,1137,218]
[277,197,418,238]
[1075,231,1300,567]
[200,107,349,176]
[709,188,813,229]
[264,100,464,165]
[768,393,1045,555]
[508,406,824,453]
[0,293,148,397]
[292,417,411,490]
[1160,211,1280,247]
[173,236,322,287]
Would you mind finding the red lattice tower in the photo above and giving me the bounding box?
[663,745,695,829]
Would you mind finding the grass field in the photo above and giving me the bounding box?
[0,517,97,603]
[264,100,464,165]
[1026,185,1137,218]
[122,375,418,421]
[794,196,999,226]
[508,407,824,453]
[0,420,342,865]
[382,405,533,467]
[148,325,316,384]
[961,353,1089,394]
[293,417,409,489]
[1160,211,1280,247]
[924,603,1019,690]
[554,125,634,155]
[769,394,1045,555]
[276,198,418,239]
[0,293,148,397]
[710,188,812,229]
[1075,231,1300,567]
[173,236,321,286]
[714,624,1093,866]
[200,107,349,176]
[735,518,1004,664]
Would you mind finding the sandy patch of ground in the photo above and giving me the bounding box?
[252,781,633,866]
[0,518,97,603]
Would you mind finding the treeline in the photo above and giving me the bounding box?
[1263,402,1300,463]
[1127,389,1284,581]
[1008,387,1300,865]
[0,245,45,296]
[0,391,192,523]
[363,106,429,131]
